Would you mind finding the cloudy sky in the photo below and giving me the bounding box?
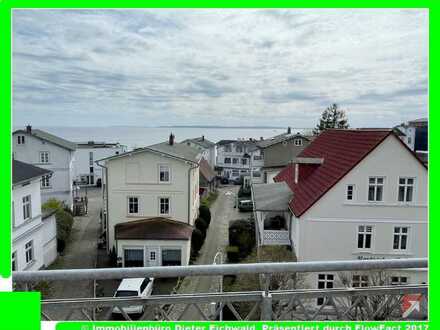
[12,9,428,128]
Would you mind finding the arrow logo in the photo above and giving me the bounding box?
[402,294,422,319]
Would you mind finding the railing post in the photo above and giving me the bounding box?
[261,292,272,320]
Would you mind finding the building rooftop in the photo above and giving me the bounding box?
[148,141,201,163]
[13,159,52,185]
[252,182,293,211]
[182,136,215,149]
[275,129,426,217]
[115,218,193,241]
[13,127,76,151]
[76,141,124,149]
[199,158,216,182]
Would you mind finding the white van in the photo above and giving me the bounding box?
[112,278,154,316]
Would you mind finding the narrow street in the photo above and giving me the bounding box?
[45,187,101,320]
[170,185,244,320]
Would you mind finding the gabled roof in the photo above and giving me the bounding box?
[13,128,76,151]
[199,158,216,182]
[182,136,215,149]
[115,217,193,240]
[13,159,52,185]
[274,129,427,217]
[148,142,201,163]
[252,182,293,211]
[257,133,310,149]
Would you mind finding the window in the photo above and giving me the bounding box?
[224,145,232,152]
[12,251,17,271]
[39,151,49,163]
[352,275,369,288]
[90,166,94,174]
[25,241,33,264]
[254,155,262,160]
[232,158,239,164]
[159,197,170,215]
[346,185,354,201]
[317,274,334,305]
[128,197,139,214]
[17,135,25,144]
[357,225,372,249]
[393,227,409,250]
[241,158,248,165]
[232,169,239,177]
[89,152,93,165]
[236,146,243,153]
[41,175,51,188]
[159,165,170,183]
[22,195,31,220]
[391,276,408,286]
[368,177,384,201]
[224,158,231,164]
[150,251,156,260]
[294,139,303,146]
[398,177,414,202]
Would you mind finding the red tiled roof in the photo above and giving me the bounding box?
[115,217,193,240]
[274,129,424,217]
[199,158,216,182]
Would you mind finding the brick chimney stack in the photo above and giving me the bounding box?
[169,133,175,145]
[26,124,32,133]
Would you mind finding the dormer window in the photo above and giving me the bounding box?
[294,139,303,146]
[17,135,25,144]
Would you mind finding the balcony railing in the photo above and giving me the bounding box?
[13,258,428,321]
[262,230,290,245]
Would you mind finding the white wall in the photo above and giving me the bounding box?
[74,145,126,186]
[13,133,74,207]
[42,214,58,267]
[117,239,191,266]
[12,179,45,271]
[293,135,427,286]
[106,150,199,251]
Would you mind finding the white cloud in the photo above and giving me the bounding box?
[12,9,428,127]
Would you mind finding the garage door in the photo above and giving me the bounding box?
[161,249,181,266]
[124,249,144,267]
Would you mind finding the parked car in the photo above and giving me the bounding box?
[238,199,253,212]
[220,177,230,184]
[112,278,154,316]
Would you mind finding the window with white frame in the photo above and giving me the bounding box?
[241,158,248,165]
[224,157,231,164]
[254,155,262,160]
[346,184,354,201]
[25,241,34,264]
[317,274,334,305]
[224,145,232,152]
[17,135,25,144]
[398,177,414,202]
[232,158,239,164]
[150,251,156,260]
[12,251,17,271]
[352,275,369,287]
[89,151,94,165]
[368,177,384,201]
[41,175,51,188]
[393,227,409,250]
[391,276,408,286]
[236,145,243,153]
[39,151,49,163]
[22,195,31,220]
[357,225,372,249]
[159,164,170,183]
[294,139,303,146]
[128,197,139,214]
[159,197,170,215]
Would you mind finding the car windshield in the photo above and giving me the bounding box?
[115,290,138,297]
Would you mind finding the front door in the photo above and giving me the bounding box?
[147,247,160,267]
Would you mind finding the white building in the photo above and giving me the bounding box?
[253,129,427,294]
[12,160,58,271]
[216,139,263,182]
[97,134,201,267]
[181,136,216,168]
[13,126,76,208]
[74,141,127,187]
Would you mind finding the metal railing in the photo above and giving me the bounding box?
[13,258,428,321]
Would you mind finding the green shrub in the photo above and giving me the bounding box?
[42,198,63,212]
[195,217,208,234]
[191,228,205,255]
[229,219,256,259]
[226,245,240,263]
[199,205,211,225]
[55,209,74,252]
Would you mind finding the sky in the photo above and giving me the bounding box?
[12,9,428,128]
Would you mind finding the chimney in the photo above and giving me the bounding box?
[294,163,299,184]
[26,124,32,133]
[169,133,175,145]
[287,126,291,134]
[201,135,205,141]
[260,137,264,141]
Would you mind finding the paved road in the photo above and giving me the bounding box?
[45,187,102,320]
[175,185,244,320]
